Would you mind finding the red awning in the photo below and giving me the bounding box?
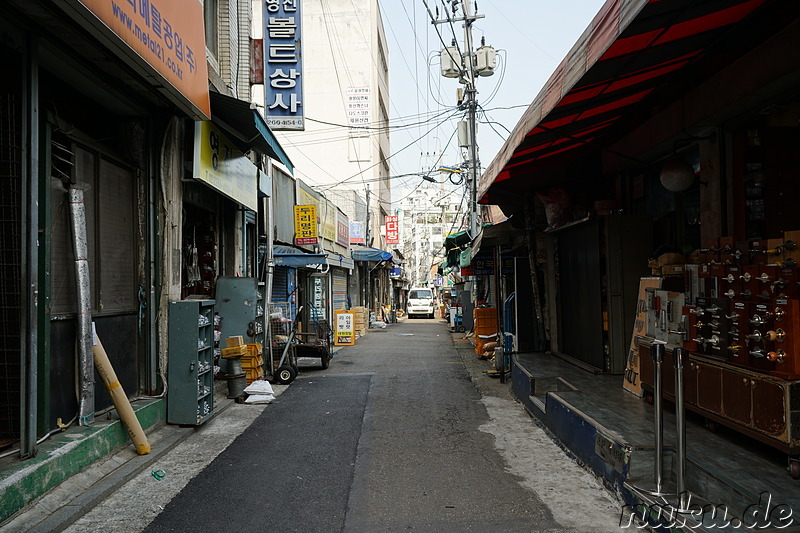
[479,0,771,204]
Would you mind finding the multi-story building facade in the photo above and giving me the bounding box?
[399,184,465,288]
[255,0,391,310]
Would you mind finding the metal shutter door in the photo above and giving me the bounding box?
[97,158,135,313]
[332,267,347,312]
[272,266,289,303]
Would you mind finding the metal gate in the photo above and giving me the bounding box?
[0,92,21,447]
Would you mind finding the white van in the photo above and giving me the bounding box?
[407,287,435,318]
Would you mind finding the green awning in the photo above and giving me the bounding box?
[459,249,472,268]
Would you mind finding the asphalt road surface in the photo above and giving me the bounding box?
[71,317,624,532]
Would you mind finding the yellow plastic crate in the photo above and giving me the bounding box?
[245,343,263,357]
[221,345,247,358]
[245,367,264,384]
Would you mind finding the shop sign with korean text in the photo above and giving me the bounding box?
[265,0,304,130]
[385,215,399,245]
[472,252,495,276]
[350,222,364,244]
[294,204,318,246]
[193,121,258,211]
[77,0,210,119]
[322,201,337,242]
[336,210,349,247]
[334,310,356,345]
[346,87,370,126]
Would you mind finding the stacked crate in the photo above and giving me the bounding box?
[352,307,368,336]
[242,343,264,384]
[474,307,498,356]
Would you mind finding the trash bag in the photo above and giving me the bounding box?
[243,380,275,395]
[245,394,274,404]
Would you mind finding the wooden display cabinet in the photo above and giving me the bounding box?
[638,339,799,464]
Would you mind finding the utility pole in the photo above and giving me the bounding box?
[426,0,494,241]
[462,1,479,240]
[364,187,371,310]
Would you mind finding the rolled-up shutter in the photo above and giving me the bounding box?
[272,266,289,303]
[332,267,348,312]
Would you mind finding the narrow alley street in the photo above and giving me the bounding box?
[60,318,624,533]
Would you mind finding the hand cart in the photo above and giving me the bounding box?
[268,304,301,384]
[293,302,333,369]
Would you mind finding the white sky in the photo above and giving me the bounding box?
[380,0,607,204]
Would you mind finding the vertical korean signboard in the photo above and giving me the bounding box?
[336,211,350,247]
[385,215,399,245]
[294,205,318,246]
[265,0,304,130]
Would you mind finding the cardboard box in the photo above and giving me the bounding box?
[662,264,685,276]
[657,253,685,267]
[226,336,244,348]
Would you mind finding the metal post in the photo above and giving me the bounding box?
[652,342,665,495]
[673,347,689,511]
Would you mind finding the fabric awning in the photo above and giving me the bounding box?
[326,253,355,270]
[210,92,294,173]
[351,246,393,262]
[444,230,472,251]
[479,0,770,204]
[273,245,327,268]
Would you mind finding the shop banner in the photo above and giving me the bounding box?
[385,215,399,245]
[350,222,364,244]
[78,0,210,119]
[336,210,349,247]
[334,310,356,346]
[265,0,304,130]
[294,204,318,246]
[193,121,258,211]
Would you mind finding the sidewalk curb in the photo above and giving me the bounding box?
[2,390,239,533]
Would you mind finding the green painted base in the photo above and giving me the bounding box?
[0,399,164,523]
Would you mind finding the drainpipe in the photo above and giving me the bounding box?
[69,188,95,425]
